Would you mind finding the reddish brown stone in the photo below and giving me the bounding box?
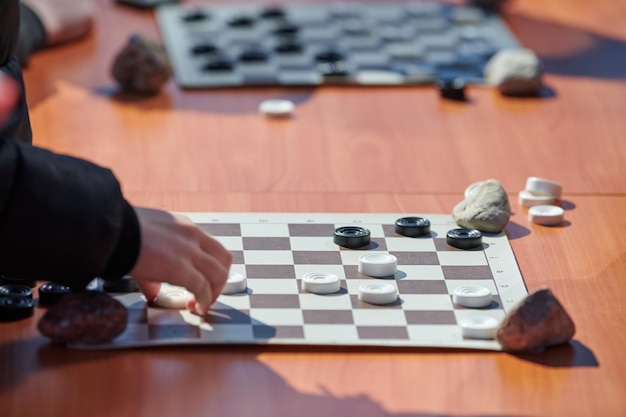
[38,291,128,344]
[496,287,575,352]
[111,34,172,96]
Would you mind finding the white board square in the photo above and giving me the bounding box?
[352,309,407,326]
[289,236,337,251]
[215,236,244,251]
[385,237,437,251]
[240,223,290,237]
[396,265,445,280]
[400,294,455,310]
[298,293,352,310]
[244,250,294,265]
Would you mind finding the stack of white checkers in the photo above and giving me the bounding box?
[518,176,565,226]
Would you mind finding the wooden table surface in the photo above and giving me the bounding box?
[3,0,626,416]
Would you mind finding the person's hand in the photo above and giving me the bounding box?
[129,207,232,315]
[0,74,19,128]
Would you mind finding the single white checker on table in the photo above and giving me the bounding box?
[528,205,565,226]
[258,99,295,117]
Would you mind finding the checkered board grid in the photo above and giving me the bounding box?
[155,2,520,88]
[72,213,528,351]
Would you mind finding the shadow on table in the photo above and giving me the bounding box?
[0,338,534,417]
[507,13,626,80]
[509,340,599,368]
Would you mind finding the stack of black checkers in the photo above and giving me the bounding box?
[0,283,35,321]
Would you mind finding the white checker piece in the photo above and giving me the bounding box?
[294,264,347,280]
[289,236,338,251]
[298,293,352,310]
[70,213,528,352]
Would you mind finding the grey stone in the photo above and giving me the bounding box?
[484,48,543,97]
[452,179,511,233]
[496,287,576,352]
[111,34,172,96]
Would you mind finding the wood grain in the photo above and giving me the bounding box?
[5,0,626,416]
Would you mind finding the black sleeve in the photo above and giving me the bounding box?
[0,138,141,289]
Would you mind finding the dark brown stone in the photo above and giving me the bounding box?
[38,291,128,344]
[111,34,172,96]
[496,287,575,352]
